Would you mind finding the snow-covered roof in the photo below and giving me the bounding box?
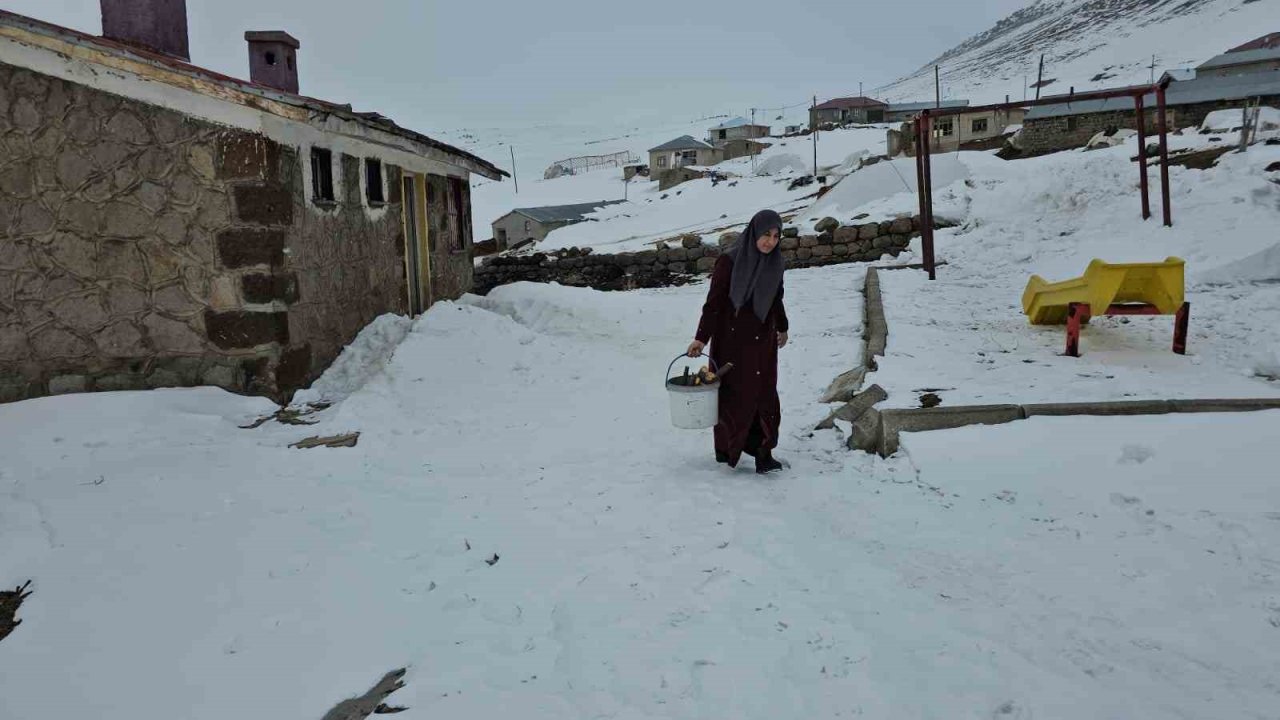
[1161,68,1197,83]
[506,201,625,225]
[1025,73,1280,120]
[708,117,768,131]
[649,135,716,152]
[1197,46,1280,72]
[885,100,970,113]
[1228,31,1280,53]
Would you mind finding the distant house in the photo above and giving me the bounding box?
[884,100,970,123]
[1019,53,1280,156]
[717,138,769,163]
[490,201,624,250]
[887,107,1026,156]
[648,136,719,179]
[810,97,888,127]
[1195,44,1280,79]
[707,117,770,142]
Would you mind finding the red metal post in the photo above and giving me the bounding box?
[919,111,936,280]
[1134,94,1150,220]
[1065,302,1087,357]
[1173,302,1190,354]
[1156,85,1172,227]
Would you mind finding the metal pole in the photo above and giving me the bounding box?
[919,110,936,280]
[1035,54,1045,100]
[1135,94,1150,220]
[510,146,519,194]
[914,116,929,274]
[812,95,818,178]
[751,108,757,173]
[935,66,941,108]
[1156,84,1172,227]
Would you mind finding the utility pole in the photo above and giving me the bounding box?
[1035,54,1045,100]
[812,95,818,179]
[1023,74,1027,101]
[859,81,863,97]
[510,146,519,194]
[935,65,941,108]
[1149,54,1157,84]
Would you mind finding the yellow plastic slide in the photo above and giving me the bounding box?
[1022,257,1186,325]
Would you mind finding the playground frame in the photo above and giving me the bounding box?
[912,79,1176,281]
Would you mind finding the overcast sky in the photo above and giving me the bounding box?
[6,0,1034,133]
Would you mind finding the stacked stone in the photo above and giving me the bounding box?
[473,216,952,295]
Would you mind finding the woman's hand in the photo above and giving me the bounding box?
[687,339,706,357]
[777,332,788,349]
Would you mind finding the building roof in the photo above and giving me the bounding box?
[1024,73,1280,120]
[1228,32,1280,53]
[507,201,626,225]
[708,117,768,131]
[813,96,888,111]
[649,135,716,152]
[0,9,506,180]
[1197,46,1280,72]
[885,100,971,113]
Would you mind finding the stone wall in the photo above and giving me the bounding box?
[1,61,249,402]
[1019,96,1280,156]
[473,215,938,295]
[1,61,432,403]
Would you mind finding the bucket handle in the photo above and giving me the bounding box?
[666,353,718,385]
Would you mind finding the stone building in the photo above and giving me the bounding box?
[1019,72,1280,156]
[706,117,769,143]
[490,201,624,251]
[647,135,720,178]
[809,97,888,127]
[0,2,505,404]
[887,106,1027,156]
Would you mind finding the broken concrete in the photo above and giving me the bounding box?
[862,268,887,370]
[320,668,407,720]
[816,383,886,430]
[819,367,867,404]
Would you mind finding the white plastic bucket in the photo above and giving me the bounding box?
[665,354,719,429]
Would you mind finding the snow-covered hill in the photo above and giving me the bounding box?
[876,0,1279,105]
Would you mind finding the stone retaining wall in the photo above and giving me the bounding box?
[474,215,942,295]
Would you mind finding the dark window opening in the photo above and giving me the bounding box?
[971,118,989,134]
[446,177,467,252]
[310,147,334,203]
[937,120,954,137]
[1067,117,1079,131]
[286,54,294,70]
[265,51,277,66]
[365,158,385,204]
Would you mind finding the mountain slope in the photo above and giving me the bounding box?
[876,0,1278,104]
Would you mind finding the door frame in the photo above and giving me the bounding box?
[400,172,432,315]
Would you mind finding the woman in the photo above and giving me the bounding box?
[686,209,789,474]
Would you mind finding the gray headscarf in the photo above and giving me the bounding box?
[728,209,785,323]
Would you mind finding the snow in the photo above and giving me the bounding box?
[875,0,1280,108]
[793,153,970,230]
[7,263,1280,717]
[291,314,415,406]
[1201,106,1280,134]
[860,138,1280,409]
[470,125,890,253]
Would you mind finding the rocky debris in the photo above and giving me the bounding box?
[290,432,360,449]
[815,217,840,234]
[0,581,32,645]
[321,668,408,720]
[782,226,800,238]
[919,392,942,408]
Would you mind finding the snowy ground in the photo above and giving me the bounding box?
[6,257,1280,718]
[471,124,890,253]
[857,136,1280,409]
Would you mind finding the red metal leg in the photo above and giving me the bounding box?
[1173,301,1190,355]
[1066,302,1089,357]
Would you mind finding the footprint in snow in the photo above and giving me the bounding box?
[1118,444,1154,465]
[992,700,1031,719]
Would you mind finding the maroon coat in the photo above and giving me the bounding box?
[696,254,789,465]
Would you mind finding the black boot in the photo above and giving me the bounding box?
[716,450,730,465]
[755,450,783,475]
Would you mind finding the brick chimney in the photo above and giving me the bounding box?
[245,31,300,94]
[100,0,190,60]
